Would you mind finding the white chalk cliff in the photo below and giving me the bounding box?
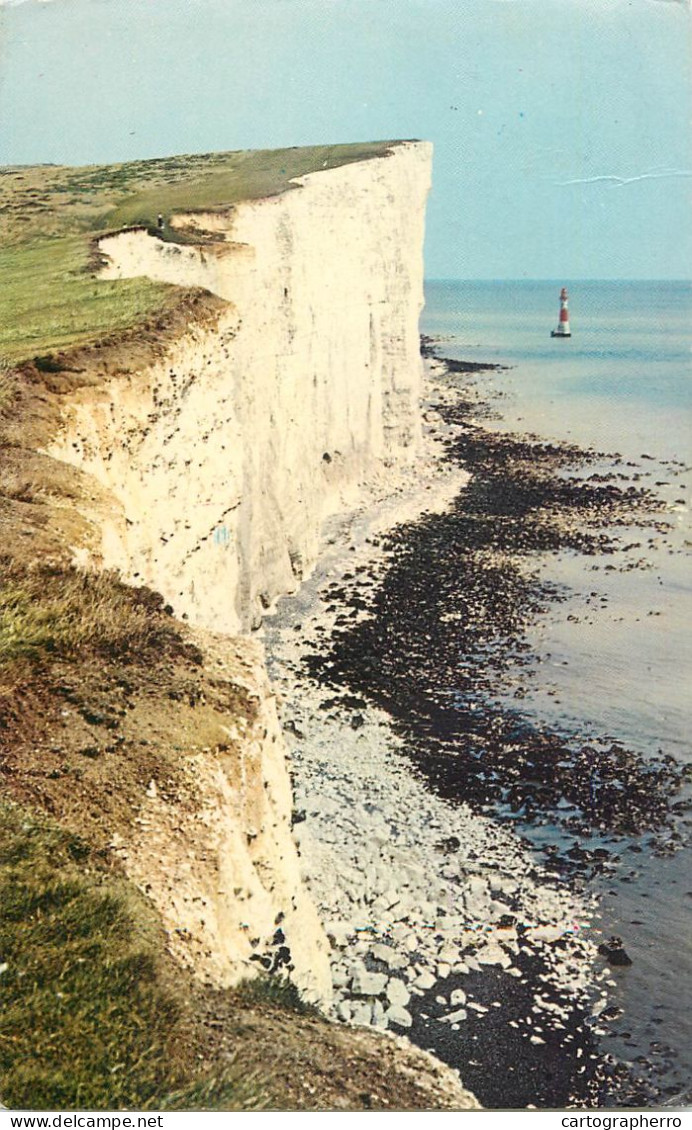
[44,141,433,1007]
[49,141,432,634]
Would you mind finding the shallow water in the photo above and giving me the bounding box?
[422,279,692,1102]
[423,279,692,759]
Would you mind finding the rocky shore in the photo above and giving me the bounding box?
[269,664,605,1108]
[263,346,690,1108]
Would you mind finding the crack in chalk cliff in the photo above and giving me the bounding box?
[183,498,243,559]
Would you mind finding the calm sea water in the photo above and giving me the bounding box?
[421,280,692,1103]
[422,280,692,459]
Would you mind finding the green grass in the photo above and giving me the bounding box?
[0,801,180,1109]
[107,143,397,230]
[0,801,268,1110]
[0,142,398,365]
[0,236,180,363]
[0,565,196,668]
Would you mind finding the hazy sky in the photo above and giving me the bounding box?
[0,0,690,278]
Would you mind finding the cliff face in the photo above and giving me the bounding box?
[34,142,432,1005]
[47,141,432,633]
[109,630,333,1004]
[2,143,485,1108]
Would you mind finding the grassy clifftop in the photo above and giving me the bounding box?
[0,142,397,365]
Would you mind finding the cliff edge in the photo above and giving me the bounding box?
[47,141,432,634]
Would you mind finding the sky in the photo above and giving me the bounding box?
[0,0,690,279]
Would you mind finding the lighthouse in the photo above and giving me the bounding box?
[551,286,571,338]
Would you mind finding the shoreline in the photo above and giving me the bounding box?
[264,341,690,1108]
[262,355,615,1109]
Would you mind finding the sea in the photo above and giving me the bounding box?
[420,280,692,1104]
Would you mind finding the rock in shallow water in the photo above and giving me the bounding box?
[386,1005,413,1029]
[413,969,437,991]
[598,936,633,966]
[441,1008,468,1025]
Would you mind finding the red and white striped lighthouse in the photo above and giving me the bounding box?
[551,286,571,338]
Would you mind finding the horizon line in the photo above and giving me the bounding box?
[424,276,692,284]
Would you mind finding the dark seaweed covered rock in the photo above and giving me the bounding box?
[598,936,633,966]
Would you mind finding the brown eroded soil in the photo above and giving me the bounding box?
[194,986,478,1111]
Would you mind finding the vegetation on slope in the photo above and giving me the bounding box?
[0,799,347,1112]
[0,142,397,364]
[0,801,204,1111]
[0,235,180,365]
[0,587,265,1110]
[0,564,188,667]
[0,556,467,1111]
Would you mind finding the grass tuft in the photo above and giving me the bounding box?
[0,564,199,669]
[233,973,319,1017]
[158,1061,267,1112]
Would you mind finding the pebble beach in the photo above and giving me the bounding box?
[263,355,626,1109]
